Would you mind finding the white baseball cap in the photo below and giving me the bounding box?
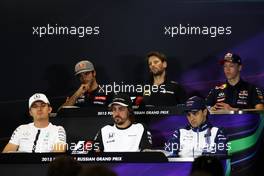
[28,93,50,108]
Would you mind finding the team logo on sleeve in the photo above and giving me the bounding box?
[256,88,264,100]
[216,92,225,102]
[147,131,152,144]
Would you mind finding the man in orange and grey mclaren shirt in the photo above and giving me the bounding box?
[206,52,264,111]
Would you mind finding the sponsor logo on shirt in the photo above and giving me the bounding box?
[215,84,227,90]
[108,132,115,139]
[93,101,105,105]
[237,100,247,105]
[128,134,137,137]
[164,90,175,94]
[106,139,115,143]
[94,96,107,101]
[22,131,31,137]
[238,90,248,99]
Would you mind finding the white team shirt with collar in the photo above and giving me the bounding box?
[9,122,66,153]
[101,123,147,152]
[178,127,219,157]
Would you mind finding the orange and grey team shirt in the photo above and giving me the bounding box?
[94,123,152,152]
[9,123,66,153]
[206,79,264,109]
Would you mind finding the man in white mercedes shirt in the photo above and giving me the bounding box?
[2,93,66,153]
[94,93,152,152]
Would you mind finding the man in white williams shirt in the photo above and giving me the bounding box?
[2,93,66,153]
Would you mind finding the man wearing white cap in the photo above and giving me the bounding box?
[2,93,66,153]
[62,60,108,107]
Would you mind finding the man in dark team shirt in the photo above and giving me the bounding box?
[206,52,264,111]
[141,51,187,107]
[61,60,108,107]
[94,93,152,152]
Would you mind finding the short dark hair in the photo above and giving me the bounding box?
[146,51,167,62]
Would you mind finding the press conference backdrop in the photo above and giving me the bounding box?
[1,0,264,139]
[1,0,264,176]
[1,0,264,101]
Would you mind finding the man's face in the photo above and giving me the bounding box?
[29,101,52,121]
[223,62,241,80]
[79,71,96,84]
[148,56,167,76]
[111,104,130,126]
[186,109,207,128]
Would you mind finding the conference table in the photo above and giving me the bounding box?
[0,106,263,176]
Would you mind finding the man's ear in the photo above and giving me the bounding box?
[29,109,32,117]
[203,108,208,117]
[163,61,167,69]
[238,65,242,72]
[48,106,53,113]
[93,70,96,77]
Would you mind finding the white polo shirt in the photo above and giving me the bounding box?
[9,122,66,153]
[95,123,152,152]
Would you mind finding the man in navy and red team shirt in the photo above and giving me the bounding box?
[94,93,152,152]
[206,52,264,111]
[138,51,187,107]
[62,60,108,107]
